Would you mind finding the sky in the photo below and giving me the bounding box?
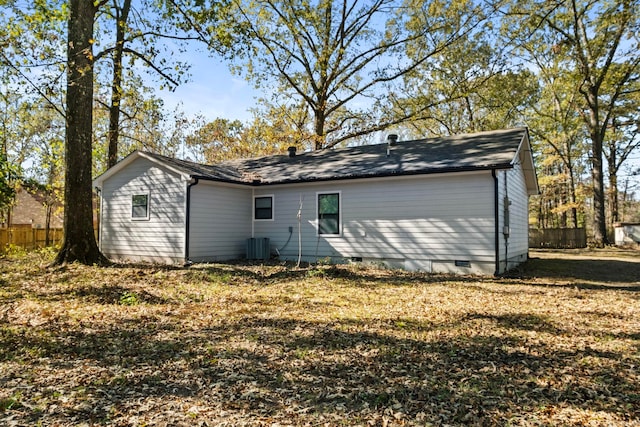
[151,41,640,196]
[157,52,258,123]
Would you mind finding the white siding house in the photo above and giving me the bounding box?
[94,128,538,274]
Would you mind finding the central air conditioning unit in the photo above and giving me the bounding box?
[246,237,270,260]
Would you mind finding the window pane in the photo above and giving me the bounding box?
[132,205,148,218]
[255,208,272,220]
[319,215,338,234]
[318,193,339,234]
[255,197,272,209]
[132,194,148,218]
[254,196,273,220]
[132,194,147,206]
[318,193,338,214]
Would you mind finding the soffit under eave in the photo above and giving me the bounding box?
[513,130,540,196]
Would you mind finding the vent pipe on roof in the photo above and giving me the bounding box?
[386,134,398,157]
[288,146,297,158]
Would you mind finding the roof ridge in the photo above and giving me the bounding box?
[102,128,530,187]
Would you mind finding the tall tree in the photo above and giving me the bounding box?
[0,139,16,225]
[503,0,640,245]
[95,0,195,168]
[193,0,487,149]
[0,79,16,223]
[105,0,133,169]
[525,50,588,229]
[602,78,640,224]
[398,31,538,138]
[605,123,640,224]
[53,0,106,265]
[185,113,296,163]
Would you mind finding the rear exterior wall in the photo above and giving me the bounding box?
[253,171,498,274]
[188,181,252,262]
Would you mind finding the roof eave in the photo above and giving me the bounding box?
[93,150,193,189]
[249,164,512,186]
[512,128,540,196]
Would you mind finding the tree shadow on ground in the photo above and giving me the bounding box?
[507,256,640,289]
[1,313,638,425]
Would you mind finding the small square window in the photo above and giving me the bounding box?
[254,196,273,220]
[132,194,149,220]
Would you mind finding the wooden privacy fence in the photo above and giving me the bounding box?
[0,228,64,253]
[529,227,587,249]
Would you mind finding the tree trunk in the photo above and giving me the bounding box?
[607,148,619,225]
[585,87,608,246]
[53,0,107,265]
[590,131,608,245]
[45,204,51,246]
[107,0,132,169]
[313,109,326,150]
[567,165,578,228]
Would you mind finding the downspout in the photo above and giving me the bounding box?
[492,169,500,275]
[251,188,255,238]
[96,187,102,252]
[185,177,199,264]
[504,171,509,272]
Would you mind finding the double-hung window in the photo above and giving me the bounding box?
[254,195,273,220]
[131,194,150,220]
[317,192,340,235]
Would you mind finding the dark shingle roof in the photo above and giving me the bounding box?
[140,153,248,183]
[141,128,528,186]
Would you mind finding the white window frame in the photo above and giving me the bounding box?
[131,193,150,221]
[316,191,342,236]
[253,194,274,221]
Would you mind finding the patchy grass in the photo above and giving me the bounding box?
[0,250,638,426]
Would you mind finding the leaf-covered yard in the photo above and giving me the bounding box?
[1,249,639,426]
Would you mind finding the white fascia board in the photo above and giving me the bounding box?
[512,129,540,196]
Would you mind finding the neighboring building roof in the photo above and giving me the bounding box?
[94,128,539,194]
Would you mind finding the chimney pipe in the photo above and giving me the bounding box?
[287,146,297,158]
[386,134,398,157]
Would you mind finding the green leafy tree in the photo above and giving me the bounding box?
[186,118,246,163]
[94,0,197,168]
[603,79,640,224]
[0,1,68,118]
[93,74,187,171]
[0,153,16,224]
[0,69,29,225]
[246,97,316,151]
[503,0,640,245]
[524,50,588,229]
[399,33,539,138]
[390,2,538,137]
[192,0,488,149]
[185,114,293,164]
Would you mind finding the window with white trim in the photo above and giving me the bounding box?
[131,194,150,220]
[254,195,273,220]
[317,192,340,235]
